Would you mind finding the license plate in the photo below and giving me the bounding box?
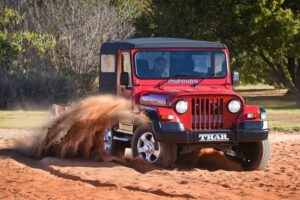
[198,133,229,142]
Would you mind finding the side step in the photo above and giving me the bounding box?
[113,135,132,142]
[115,128,132,134]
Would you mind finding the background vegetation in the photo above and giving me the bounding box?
[135,0,300,97]
[1,86,299,132]
[0,0,140,109]
[0,0,299,109]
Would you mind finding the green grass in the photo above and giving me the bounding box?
[236,85,300,133]
[0,110,52,129]
[267,109,300,114]
[0,85,299,133]
[268,109,300,132]
[269,121,300,132]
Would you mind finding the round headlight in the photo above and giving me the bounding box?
[175,100,188,114]
[228,100,241,113]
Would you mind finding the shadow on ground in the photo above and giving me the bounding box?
[0,149,197,199]
[0,146,243,174]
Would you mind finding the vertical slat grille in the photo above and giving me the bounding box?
[191,97,223,130]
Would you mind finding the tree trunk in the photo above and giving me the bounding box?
[0,70,8,109]
[259,52,283,84]
[0,79,8,109]
[259,52,300,99]
[294,58,300,92]
[287,57,300,91]
[287,57,296,83]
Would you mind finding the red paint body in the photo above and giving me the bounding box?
[129,47,262,131]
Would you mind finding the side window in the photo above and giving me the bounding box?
[122,53,132,86]
[101,54,115,72]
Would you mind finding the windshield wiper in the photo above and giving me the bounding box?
[155,73,194,89]
[192,72,215,87]
[192,79,204,87]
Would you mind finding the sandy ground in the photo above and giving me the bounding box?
[0,129,300,200]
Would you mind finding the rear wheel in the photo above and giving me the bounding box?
[232,139,271,171]
[103,129,126,157]
[132,126,177,168]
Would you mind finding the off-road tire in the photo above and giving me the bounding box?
[234,139,271,171]
[132,125,177,168]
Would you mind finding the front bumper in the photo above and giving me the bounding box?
[152,121,268,144]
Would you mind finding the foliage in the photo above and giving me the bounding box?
[1,0,300,108]
[0,8,56,65]
[0,7,59,108]
[0,7,56,89]
[23,0,136,94]
[0,0,136,108]
[135,0,300,96]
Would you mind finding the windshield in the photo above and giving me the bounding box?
[134,50,227,79]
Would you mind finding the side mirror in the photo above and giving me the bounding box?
[120,72,129,86]
[232,71,239,85]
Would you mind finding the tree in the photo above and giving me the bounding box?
[0,7,56,108]
[135,0,300,98]
[23,0,137,95]
[227,0,300,97]
[0,0,138,108]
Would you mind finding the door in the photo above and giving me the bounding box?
[117,51,134,133]
[99,54,117,94]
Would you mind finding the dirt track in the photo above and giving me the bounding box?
[0,129,300,200]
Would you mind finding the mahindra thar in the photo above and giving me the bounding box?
[99,38,270,170]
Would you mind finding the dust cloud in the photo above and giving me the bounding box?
[10,95,242,172]
[176,148,243,171]
[13,95,148,162]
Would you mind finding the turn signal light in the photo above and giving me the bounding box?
[160,114,175,121]
[246,113,260,119]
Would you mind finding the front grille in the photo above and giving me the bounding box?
[191,97,223,130]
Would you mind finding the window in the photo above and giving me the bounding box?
[101,54,115,72]
[122,53,132,86]
[135,51,170,78]
[134,50,227,79]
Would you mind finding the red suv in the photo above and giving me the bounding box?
[100,38,270,170]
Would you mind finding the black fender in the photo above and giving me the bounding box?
[142,107,159,121]
[235,108,269,143]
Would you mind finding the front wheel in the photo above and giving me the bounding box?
[132,126,177,168]
[232,139,271,171]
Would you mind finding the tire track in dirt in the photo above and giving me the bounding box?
[1,130,300,199]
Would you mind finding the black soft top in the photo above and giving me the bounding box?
[100,38,226,54]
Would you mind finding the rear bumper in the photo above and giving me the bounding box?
[152,121,268,144]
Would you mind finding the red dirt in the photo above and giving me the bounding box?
[1,129,299,200]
